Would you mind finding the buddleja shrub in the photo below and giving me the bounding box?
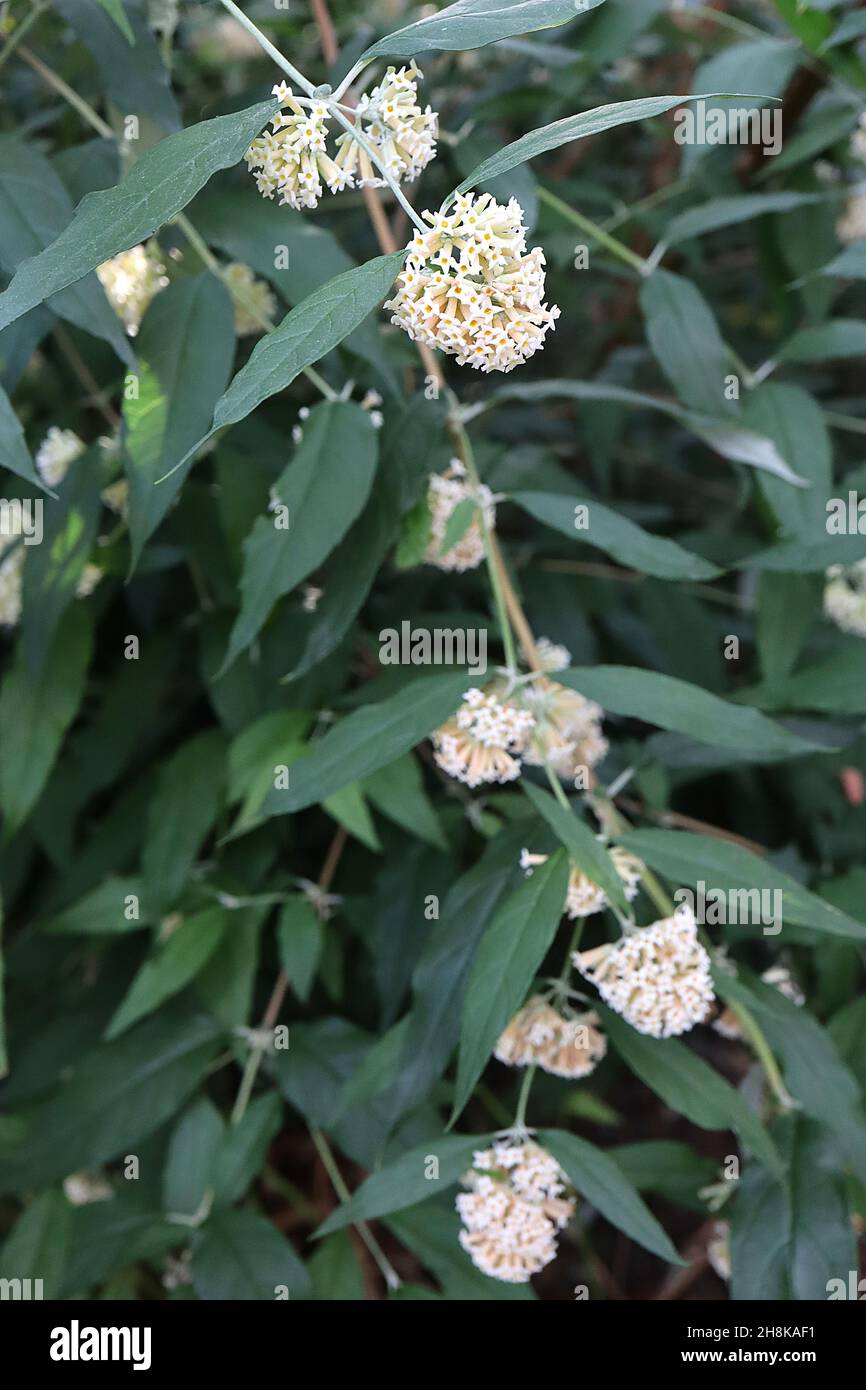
[0,0,864,1304]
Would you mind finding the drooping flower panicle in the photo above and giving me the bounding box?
[386,192,560,372]
[574,903,715,1038]
[456,1141,574,1283]
[432,686,536,787]
[495,998,607,1078]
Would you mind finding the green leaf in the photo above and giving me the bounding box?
[0,605,93,835]
[94,0,135,44]
[0,1006,220,1194]
[756,572,821,684]
[315,1135,489,1236]
[222,401,378,671]
[125,274,235,571]
[0,1189,71,1299]
[611,1140,717,1209]
[0,135,134,367]
[730,1115,856,1300]
[309,1231,365,1301]
[106,907,229,1039]
[744,384,831,543]
[659,192,828,248]
[715,968,866,1181]
[363,754,448,850]
[323,780,381,851]
[41,876,148,936]
[521,781,628,911]
[257,671,470,820]
[598,1005,782,1174]
[171,252,405,476]
[539,1128,683,1264]
[491,379,805,485]
[617,828,866,943]
[815,242,866,281]
[557,665,821,759]
[456,94,750,192]
[141,729,225,914]
[0,382,42,486]
[276,896,322,1004]
[640,269,735,418]
[191,1207,311,1300]
[362,0,607,60]
[451,850,569,1122]
[439,495,479,557]
[512,489,720,581]
[55,0,176,130]
[213,1092,282,1205]
[777,319,866,364]
[744,645,866,717]
[21,449,104,677]
[823,9,866,49]
[163,1098,225,1217]
[0,100,277,333]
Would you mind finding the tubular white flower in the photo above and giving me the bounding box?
[456,1140,575,1283]
[574,903,715,1038]
[432,686,536,787]
[495,997,607,1079]
[246,87,338,208]
[521,845,644,919]
[348,62,438,185]
[35,427,85,488]
[824,560,866,636]
[424,462,496,571]
[385,192,560,373]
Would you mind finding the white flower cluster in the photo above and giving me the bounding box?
[432,686,536,787]
[574,904,715,1038]
[0,531,24,628]
[247,67,437,209]
[824,560,866,636]
[62,1171,113,1206]
[348,62,437,185]
[424,462,496,571]
[851,112,866,162]
[386,192,560,372]
[223,261,277,335]
[495,997,607,1078]
[521,844,644,919]
[35,427,85,488]
[512,670,608,780]
[456,1141,574,1283]
[837,190,866,243]
[97,243,168,335]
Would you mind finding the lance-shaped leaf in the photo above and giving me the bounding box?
[557,666,822,759]
[94,0,135,43]
[315,1135,491,1236]
[456,93,763,192]
[124,273,235,571]
[191,1207,311,1301]
[166,253,405,479]
[222,402,378,672]
[0,100,277,333]
[730,1115,856,1300]
[451,850,570,1123]
[521,781,629,912]
[513,490,721,581]
[0,606,93,835]
[491,379,804,485]
[362,0,607,60]
[617,829,866,943]
[659,191,827,248]
[640,269,736,418]
[0,135,134,367]
[106,907,229,1040]
[538,1129,682,1264]
[0,382,42,486]
[599,1006,781,1174]
[257,671,470,821]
